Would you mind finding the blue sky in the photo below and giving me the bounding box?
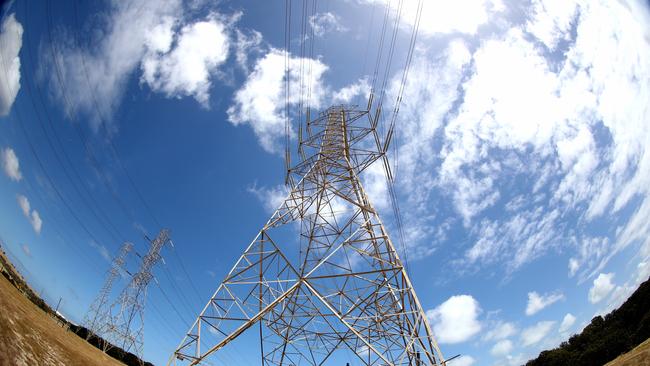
[1,0,650,365]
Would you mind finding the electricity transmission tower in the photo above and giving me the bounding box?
[83,241,133,345]
[104,229,171,360]
[170,106,445,365]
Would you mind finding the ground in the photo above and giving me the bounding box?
[0,275,124,366]
[605,338,650,366]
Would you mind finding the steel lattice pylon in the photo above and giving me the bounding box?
[171,106,444,366]
[83,241,133,348]
[104,229,170,360]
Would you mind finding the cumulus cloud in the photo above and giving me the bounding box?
[16,194,42,234]
[426,295,481,344]
[42,0,234,128]
[559,313,576,333]
[491,339,514,357]
[588,272,615,304]
[141,14,231,106]
[526,291,564,316]
[440,28,565,224]
[1,147,21,181]
[428,0,650,275]
[227,49,329,153]
[597,263,650,315]
[42,0,182,128]
[521,320,555,347]
[309,12,347,37]
[0,13,22,116]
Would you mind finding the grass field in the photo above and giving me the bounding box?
[605,337,650,366]
[0,274,125,366]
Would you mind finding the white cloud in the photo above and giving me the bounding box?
[16,194,42,235]
[526,0,579,50]
[43,0,183,128]
[247,183,288,213]
[361,160,389,211]
[483,321,517,341]
[42,0,236,128]
[309,12,347,37]
[433,0,650,276]
[227,49,329,153]
[141,14,231,106]
[452,355,475,366]
[369,41,470,259]
[361,0,503,36]
[491,339,513,357]
[426,295,481,344]
[332,78,369,104]
[234,29,262,72]
[637,261,650,284]
[571,237,610,281]
[568,258,579,277]
[463,207,562,271]
[526,291,564,316]
[17,193,29,216]
[31,211,42,235]
[0,13,22,116]
[559,313,576,333]
[21,243,31,258]
[521,320,555,347]
[439,28,567,229]
[588,272,615,304]
[1,147,21,181]
[90,240,111,263]
[597,262,650,315]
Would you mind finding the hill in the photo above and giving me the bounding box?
[605,337,650,366]
[0,245,152,366]
[526,276,650,366]
[0,272,125,366]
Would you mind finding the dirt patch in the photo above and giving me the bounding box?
[0,274,125,366]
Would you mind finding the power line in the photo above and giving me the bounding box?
[19,0,131,248]
[69,0,204,306]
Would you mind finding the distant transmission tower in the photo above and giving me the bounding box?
[105,229,170,360]
[170,106,445,365]
[83,241,133,344]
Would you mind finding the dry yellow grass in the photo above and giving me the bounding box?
[605,337,650,366]
[0,274,125,366]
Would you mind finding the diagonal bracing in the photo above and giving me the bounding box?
[170,106,444,366]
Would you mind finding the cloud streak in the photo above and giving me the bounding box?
[526,291,564,316]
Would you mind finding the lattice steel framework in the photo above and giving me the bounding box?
[104,229,170,360]
[83,241,133,347]
[170,106,444,365]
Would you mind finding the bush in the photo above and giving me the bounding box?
[526,275,650,366]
